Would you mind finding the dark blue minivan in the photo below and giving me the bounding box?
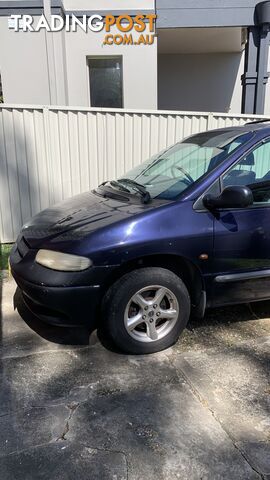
[10,121,270,353]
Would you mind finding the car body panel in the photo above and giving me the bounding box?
[9,122,270,326]
[20,191,158,248]
[212,205,270,305]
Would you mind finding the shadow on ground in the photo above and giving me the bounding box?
[0,278,269,479]
[14,284,270,349]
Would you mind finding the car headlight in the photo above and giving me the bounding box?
[35,250,92,271]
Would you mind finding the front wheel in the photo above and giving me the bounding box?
[102,267,190,354]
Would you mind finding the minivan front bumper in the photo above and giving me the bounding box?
[12,269,102,327]
[10,238,117,327]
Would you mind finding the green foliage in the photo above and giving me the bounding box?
[0,96,3,103]
[0,244,13,270]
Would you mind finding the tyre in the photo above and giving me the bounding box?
[102,267,190,354]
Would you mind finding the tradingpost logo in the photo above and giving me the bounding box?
[8,13,157,46]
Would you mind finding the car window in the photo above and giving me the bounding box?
[222,139,270,205]
[118,131,253,201]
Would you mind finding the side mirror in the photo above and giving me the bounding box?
[203,185,253,210]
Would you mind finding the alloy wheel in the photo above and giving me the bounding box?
[124,285,179,343]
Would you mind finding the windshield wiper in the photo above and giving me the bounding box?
[117,178,151,204]
[109,180,131,193]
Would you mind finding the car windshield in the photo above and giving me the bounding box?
[117,130,253,200]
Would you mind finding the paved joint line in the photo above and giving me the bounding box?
[1,440,129,479]
[0,347,87,361]
[2,441,54,458]
[232,443,265,480]
[166,353,264,480]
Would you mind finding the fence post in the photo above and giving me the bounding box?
[207,112,214,131]
[43,106,54,205]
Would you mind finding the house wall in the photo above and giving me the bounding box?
[0,9,157,109]
[0,16,51,104]
[158,52,245,113]
[64,25,157,109]
[0,1,269,114]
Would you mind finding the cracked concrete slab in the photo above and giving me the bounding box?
[0,345,180,414]
[1,442,128,480]
[0,405,67,456]
[66,382,260,480]
[0,277,269,479]
[236,441,270,479]
[170,323,270,478]
[177,340,270,435]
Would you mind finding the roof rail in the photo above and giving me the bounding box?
[245,118,270,125]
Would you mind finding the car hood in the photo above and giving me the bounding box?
[20,191,156,248]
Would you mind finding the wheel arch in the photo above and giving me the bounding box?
[102,253,205,308]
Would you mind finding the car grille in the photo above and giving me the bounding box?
[17,236,30,258]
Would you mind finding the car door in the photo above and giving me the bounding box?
[212,138,270,306]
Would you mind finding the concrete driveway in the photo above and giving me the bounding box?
[0,275,269,480]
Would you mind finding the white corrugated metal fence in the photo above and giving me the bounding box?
[0,105,267,242]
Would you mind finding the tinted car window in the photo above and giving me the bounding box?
[118,131,253,200]
[223,139,270,205]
